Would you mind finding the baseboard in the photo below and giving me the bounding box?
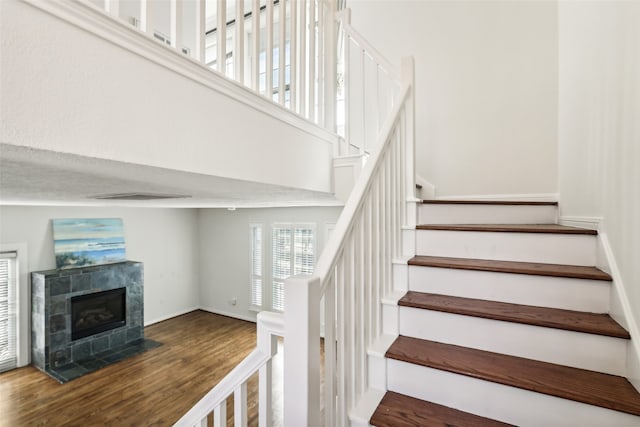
[597,232,640,392]
[559,215,602,230]
[144,306,200,326]
[199,306,258,323]
[436,193,559,202]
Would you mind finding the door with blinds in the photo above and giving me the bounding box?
[0,252,17,372]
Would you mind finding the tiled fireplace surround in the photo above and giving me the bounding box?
[31,261,158,382]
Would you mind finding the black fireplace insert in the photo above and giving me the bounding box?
[71,287,126,340]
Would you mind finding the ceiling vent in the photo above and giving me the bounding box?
[90,193,191,201]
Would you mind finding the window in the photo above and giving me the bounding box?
[272,224,315,312]
[250,224,263,308]
[251,223,315,312]
[0,252,17,373]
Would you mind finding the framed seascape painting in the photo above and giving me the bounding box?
[52,218,127,269]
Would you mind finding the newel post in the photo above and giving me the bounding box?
[283,275,321,427]
[401,56,417,229]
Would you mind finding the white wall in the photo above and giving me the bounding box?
[0,0,333,194]
[349,0,558,198]
[558,1,640,386]
[198,207,342,321]
[0,206,200,326]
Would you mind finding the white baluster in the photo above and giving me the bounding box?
[234,382,247,427]
[195,0,206,62]
[308,0,315,121]
[324,0,337,133]
[357,211,366,397]
[214,401,226,426]
[372,178,381,337]
[316,0,324,125]
[170,0,183,52]
[336,256,347,427]
[278,0,286,105]
[360,48,366,153]
[217,0,227,74]
[252,0,260,91]
[298,0,307,117]
[401,57,417,227]
[289,0,297,111]
[140,0,150,32]
[266,0,274,99]
[324,275,337,426]
[235,0,245,83]
[343,11,351,148]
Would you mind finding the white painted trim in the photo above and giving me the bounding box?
[0,242,29,367]
[436,193,559,202]
[144,306,201,326]
[415,175,435,200]
[21,0,340,147]
[559,216,602,230]
[199,306,258,323]
[597,232,640,392]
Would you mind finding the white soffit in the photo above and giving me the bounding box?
[0,144,341,208]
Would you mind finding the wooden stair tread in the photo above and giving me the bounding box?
[409,255,612,281]
[399,291,629,338]
[416,224,597,235]
[370,391,513,427]
[387,337,640,417]
[422,200,558,206]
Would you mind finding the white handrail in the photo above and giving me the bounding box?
[173,311,283,427]
[315,83,410,290]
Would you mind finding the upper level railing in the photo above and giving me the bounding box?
[88,0,338,131]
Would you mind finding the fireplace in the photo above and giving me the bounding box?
[31,261,160,383]
[71,287,126,340]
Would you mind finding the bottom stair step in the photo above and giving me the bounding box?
[370,391,513,427]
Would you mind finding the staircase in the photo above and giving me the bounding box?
[368,200,640,426]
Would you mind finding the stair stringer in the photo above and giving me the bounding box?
[596,231,640,393]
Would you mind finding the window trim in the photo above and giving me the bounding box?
[0,242,28,370]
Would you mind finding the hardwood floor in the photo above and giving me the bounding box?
[0,310,284,426]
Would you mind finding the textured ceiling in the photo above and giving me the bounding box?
[0,144,341,208]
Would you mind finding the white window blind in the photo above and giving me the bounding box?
[272,225,315,312]
[0,252,17,373]
[250,224,263,308]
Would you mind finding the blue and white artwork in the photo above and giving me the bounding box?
[52,218,126,269]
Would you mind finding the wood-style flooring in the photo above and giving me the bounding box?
[0,310,283,426]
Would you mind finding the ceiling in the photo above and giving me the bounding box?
[0,144,341,208]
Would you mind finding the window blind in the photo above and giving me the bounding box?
[250,225,263,308]
[0,252,17,373]
[271,225,315,312]
[272,227,292,312]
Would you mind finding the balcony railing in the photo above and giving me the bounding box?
[87,0,338,131]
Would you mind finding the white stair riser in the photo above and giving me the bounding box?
[387,359,640,427]
[416,230,596,266]
[368,353,387,391]
[393,262,408,293]
[399,307,627,376]
[382,304,398,335]
[419,204,557,225]
[409,266,611,312]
